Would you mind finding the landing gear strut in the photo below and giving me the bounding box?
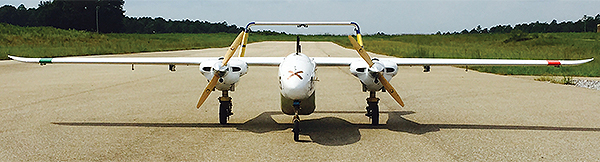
[365,91,380,125]
[292,100,301,141]
[219,91,233,125]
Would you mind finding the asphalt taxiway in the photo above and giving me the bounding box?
[1,42,599,161]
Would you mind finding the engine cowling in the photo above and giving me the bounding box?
[199,59,248,91]
[349,59,398,91]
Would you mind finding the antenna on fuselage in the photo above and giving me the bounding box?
[296,36,301,54]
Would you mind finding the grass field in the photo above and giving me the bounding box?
[0,23,241,58]
[2,23,598,76]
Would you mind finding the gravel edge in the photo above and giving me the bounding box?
[573,79,600,91]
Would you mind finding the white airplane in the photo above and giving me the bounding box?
[9,22,594,141]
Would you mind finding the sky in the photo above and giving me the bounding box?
[4,0,600,34]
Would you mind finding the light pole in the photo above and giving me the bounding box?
[96,5,99,33]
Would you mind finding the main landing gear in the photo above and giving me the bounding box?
[365,91,380,125]
[292,100,301,141]
[219,91,233,125]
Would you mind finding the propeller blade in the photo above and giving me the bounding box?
[197,31,245,108]
[349,35,405,107]
[222,31,245,66]
[357,33,364,47]
[377,73,404,107]
[239,32,249,57]
[348,35,373,67]
[197,75,220,108]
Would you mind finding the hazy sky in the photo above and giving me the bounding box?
[4,0,600,34]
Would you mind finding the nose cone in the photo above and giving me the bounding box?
[369,62,385,73]
[281,78,311,100]
[278,53,315,100]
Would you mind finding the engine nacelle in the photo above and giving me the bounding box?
[349,59,398,91]
[199,59,248,91]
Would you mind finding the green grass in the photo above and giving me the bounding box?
[534,76,575,85]
[2,23,598,76]
[0,23,241,58]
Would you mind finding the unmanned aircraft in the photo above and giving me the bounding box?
[9,22,593,141]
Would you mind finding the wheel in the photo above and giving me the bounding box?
[293,118,300,141]
[371,103,379,125]
[219,101,230,124]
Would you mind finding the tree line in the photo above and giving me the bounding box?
[439,14,600,35]
[122,17,242,34]
[1,0,126,33]
[0,0,242,34]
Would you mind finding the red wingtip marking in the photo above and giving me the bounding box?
[547,60,561,65]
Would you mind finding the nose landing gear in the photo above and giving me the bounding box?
[365,91,380,125]
[292,100,301,141]
[219,91,233,125]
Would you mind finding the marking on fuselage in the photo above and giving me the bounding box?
[288,71,304,80]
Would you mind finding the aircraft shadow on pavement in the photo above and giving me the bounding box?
[53,111,600,146]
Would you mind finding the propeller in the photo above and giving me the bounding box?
[196,31,245,108]
[239,32,249,57]
[357,33,363,47]
[348,35,405,107]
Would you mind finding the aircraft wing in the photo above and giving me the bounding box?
[8,55,211,65]
[311,57,593,66]
[6,55,361,66]
[9,55,593,66]
[383,58,594,66]
[313,57,360,66]
[238,57,284,66]
[8,55,288,66]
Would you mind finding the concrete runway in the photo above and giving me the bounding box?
[1,42,600,161]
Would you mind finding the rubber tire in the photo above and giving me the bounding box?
[293,119,300,141]
[219,102,229,125]
[371,104,379,125]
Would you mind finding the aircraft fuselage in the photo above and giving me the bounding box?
[278,53,317,115]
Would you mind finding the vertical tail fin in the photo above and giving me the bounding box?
[296,36,301,54]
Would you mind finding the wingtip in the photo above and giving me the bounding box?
[7,55,39,63]
[560,58,595,65]
[578,58,594,65]
[7,55,23,61]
